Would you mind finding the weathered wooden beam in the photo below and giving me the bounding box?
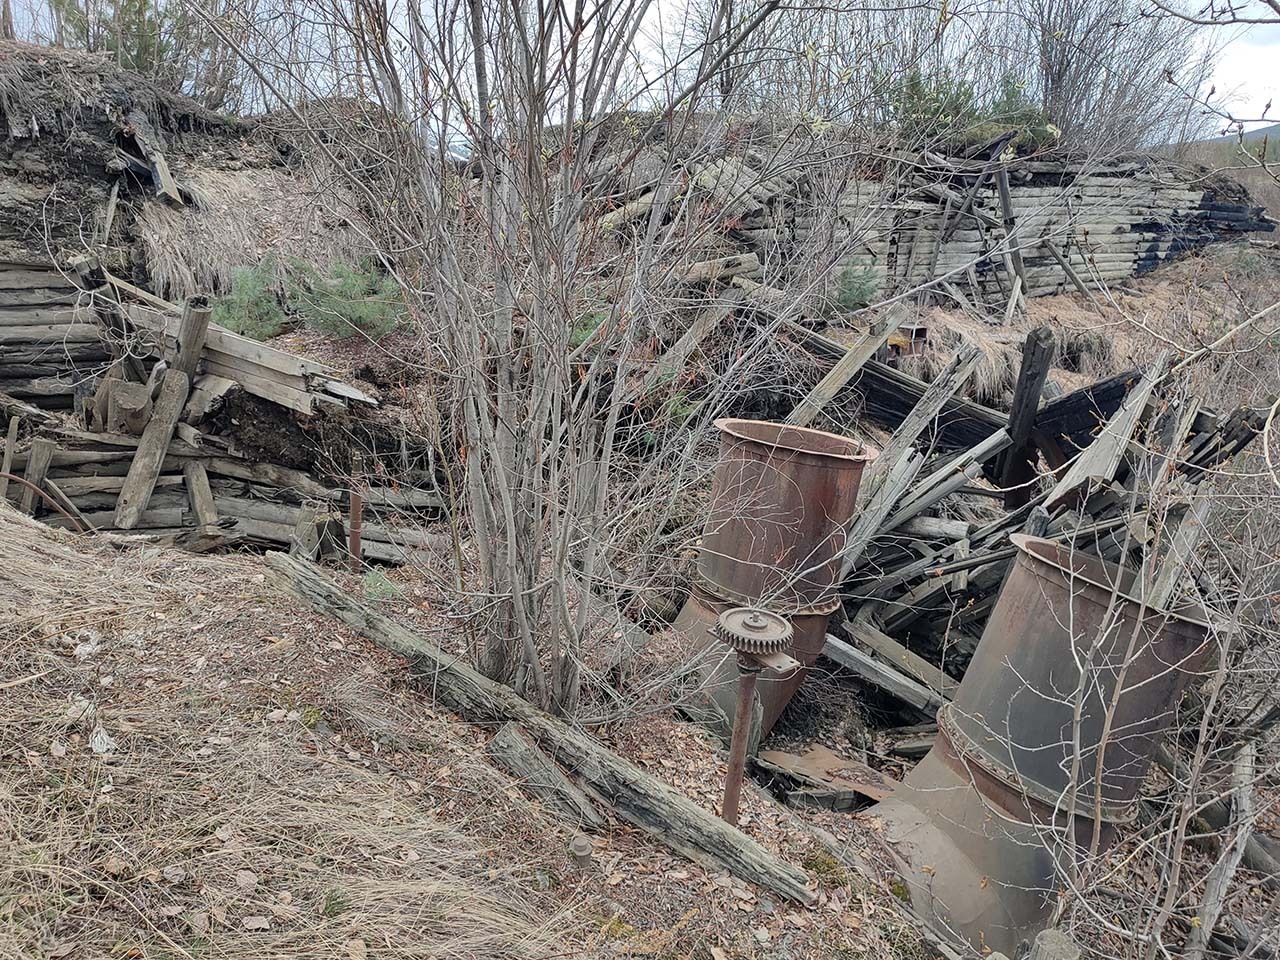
[487,722,607,831]
[995,166,1029,294]
[822,634,945,713]
[786,306,909,427]
[263,552,815,904]
[182,460,218,527]
[19,438,55,515]
[999,326,1056,508]
[113,370,190,529]
[171,297,212,379]
[0,414,19,502]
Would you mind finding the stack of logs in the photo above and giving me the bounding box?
[0,258,442,563]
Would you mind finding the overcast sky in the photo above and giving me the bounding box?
[1216,23,1280,129]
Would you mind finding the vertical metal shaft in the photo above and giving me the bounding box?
[721,663,759,826]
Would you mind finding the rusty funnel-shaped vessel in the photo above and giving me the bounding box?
[678,419,876,739]
[870,535,1212,956]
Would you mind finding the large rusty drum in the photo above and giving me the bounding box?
[697,418,876,614]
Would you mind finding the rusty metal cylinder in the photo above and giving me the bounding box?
[871,534,1214,956]
[697,419,876,614]
[947,534,1211,819]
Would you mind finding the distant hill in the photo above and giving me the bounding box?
[1205,121,1280,146]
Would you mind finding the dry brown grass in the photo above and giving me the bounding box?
[0,506,582,960]
[136,167,369,301]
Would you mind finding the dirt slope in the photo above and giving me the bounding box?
[0,505,927,960]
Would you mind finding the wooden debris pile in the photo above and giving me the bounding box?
[1,258,441,562]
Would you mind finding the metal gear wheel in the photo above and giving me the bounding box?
[713,607,793,655]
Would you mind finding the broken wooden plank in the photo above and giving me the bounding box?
[184,374,242,424]
[786,306,909,427]
[756,744,895,806]
[822,634,945,713]
[487,722,607,831]
[171,297,212,380]
[1046,354,1168,510]
[870,342,982,478]
[0,414,19,502]
[182,460,218,528]
[999,326,1056,508]
[18,438,55,515]
[113,370,190,529]
[263,552,815,904]
[846,609,956,698]
[883,428,1012,529]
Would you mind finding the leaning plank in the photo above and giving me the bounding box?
[999,326,1056,507]
[846,610,955,697]
[822,634,945,713]
[487,722,607,831]
[786,306,909,427]
[263,552,815,904]
[183,461,218,527]
[637,293,742,397]
[837,449,925,580]
[1147,497,1211,608]
[870,342,982,477]
[0,415,19,501]
[19,438,56,515]
[1046,354,1168,510]
[113,370,190,529]
[883,428,1012,529]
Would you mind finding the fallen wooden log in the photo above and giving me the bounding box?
[263,551,815,904]
[487,722,607,831]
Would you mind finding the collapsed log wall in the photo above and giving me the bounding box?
[725,156,1273,304]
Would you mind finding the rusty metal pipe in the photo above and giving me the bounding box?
[721,662,760,826]
[869,534,1213,956]
[677,419,877,739]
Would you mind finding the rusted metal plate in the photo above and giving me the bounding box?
[757,744,896,803]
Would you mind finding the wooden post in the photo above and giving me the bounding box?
[182,460,218,527]
[171,297,212,380]
[995,166,1028,307]
[0,414,19,502]
[18,438,55,515]
[113,370,190,530]
[348,455,365,572]
[999,326,1056,508]
[107,381,154,435]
